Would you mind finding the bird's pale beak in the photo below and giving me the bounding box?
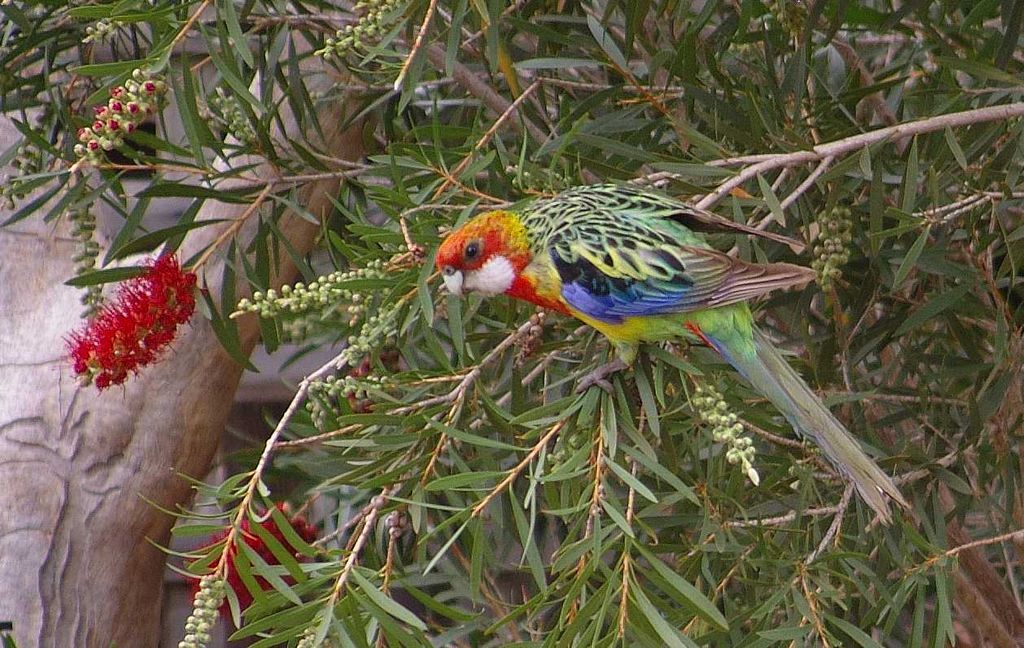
[441,267,464,296]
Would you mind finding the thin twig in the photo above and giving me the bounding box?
[945,528,1024,559]
[190,181,276,272]
[328,489,391,600]
[617,457,639,638]
[470,420,565,518]
[807,484,854,562]
[171,0,212,49]
[695,102,1024,210]
[425,43,549,145]
[724,503,843,528]
[214,348,349,577]
[392,0,439,91]
[394,317,539,415]
[432,79,542,200]
[778,156,835,211]
[797,568,832,648]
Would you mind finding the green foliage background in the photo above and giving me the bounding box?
[3,0,1024,646]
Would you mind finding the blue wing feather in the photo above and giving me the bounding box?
[554,249,699,323]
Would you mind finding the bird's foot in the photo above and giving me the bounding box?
[576,358,628,394]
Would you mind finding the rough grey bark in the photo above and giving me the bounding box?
[0,90,364,645]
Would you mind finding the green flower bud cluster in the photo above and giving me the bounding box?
[0,141,44,209]
[305,372,393,427]
[301,362,393,427]
[69,207,104,316]
[280,316,318,343]
[340,301,400,367]
[306,384,334,431]
[233,260,388,322]
[83,18,123,44]
[178,575,226,648]
[691,383,759,486]
[297,625,339,648]
[547,426,586,474]
[210,87,255,146]
[316,0,405,60]
[811,205,853,291]
[508,163,569,193]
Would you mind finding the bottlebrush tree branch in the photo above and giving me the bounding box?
[695,102,1024,210]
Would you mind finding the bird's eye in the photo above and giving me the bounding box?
[464,240,481,261]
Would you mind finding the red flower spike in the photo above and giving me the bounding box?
[65,254,197,390]
[110,100,123,113]
[190,504,319,616]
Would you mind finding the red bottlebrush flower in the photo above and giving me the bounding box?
[65,254,197,390]
[94,105,108,117]
[144,81,157,94]
[191,504,319,616]
[127,102,140,114]
[87,140,100,151]
[107,119,120,131]
[110,86,125,98]
[110,100,123,113]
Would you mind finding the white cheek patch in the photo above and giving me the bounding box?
[464,255,515,295]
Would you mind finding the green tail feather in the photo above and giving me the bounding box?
[706,325,908,523]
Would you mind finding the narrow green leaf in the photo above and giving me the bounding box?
[64,266,144,287]
[943,127,968,171]
[515,57,605,70]
[826,615,883,648]
[891,225,930,290]
[901,137,919,214]
[605,459,658,503]
[757,173,786,227]
[423,471,504,491]
[630,585,699,648]
[219,0,254,67]
[895,284,969,335]
[586,15,629,70]
[636,546,729,631]
[236,540,302,605]
[107,219,227,261]
[634,357,660,438]
[349,568,427,630]
[600,499,634,537]
[859,145,872,177]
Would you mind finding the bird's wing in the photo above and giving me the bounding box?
[662,203,805,250]
[531,184,805,249]
[550,226,814,323]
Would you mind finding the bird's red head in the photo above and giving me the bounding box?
[436,210,532,296]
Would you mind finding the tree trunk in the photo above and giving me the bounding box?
[0,90,364,646]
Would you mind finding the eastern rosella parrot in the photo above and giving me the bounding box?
[436,184,907,522]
